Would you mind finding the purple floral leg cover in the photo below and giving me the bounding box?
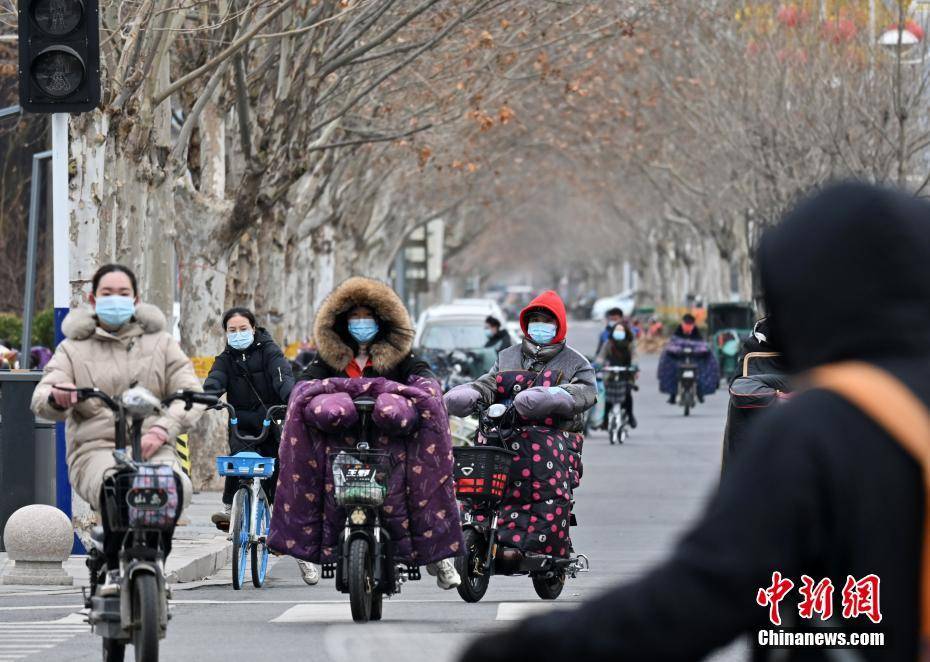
[267,376,463,565]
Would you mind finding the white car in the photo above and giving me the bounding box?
[591,292,637,320]
[451,298,506,321]
[414,302,507,352]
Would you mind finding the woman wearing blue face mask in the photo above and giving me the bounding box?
[32,264,202,585]
[300,277,434,382]
[203,308,295,523]
[296,278,462,590]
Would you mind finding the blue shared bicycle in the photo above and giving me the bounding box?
[213,403,287,590]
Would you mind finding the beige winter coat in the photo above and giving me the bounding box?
[31,303,203,467]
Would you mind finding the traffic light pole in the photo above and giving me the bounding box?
[51,112,78,551]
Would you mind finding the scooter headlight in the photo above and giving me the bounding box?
[350,508,368,526]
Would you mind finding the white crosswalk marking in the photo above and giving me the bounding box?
[0,613,89,661]
[494,601,575,621]
[272,603,353,622]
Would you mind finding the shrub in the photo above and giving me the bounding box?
[0,313,22,348]
[32,309,56,347]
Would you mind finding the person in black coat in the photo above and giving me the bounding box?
[300,277,435,382]
[484,316,512,352]
[460,182,930,661]
[672,312,703,340]
[204,307,294,525]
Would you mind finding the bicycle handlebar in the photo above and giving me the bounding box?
[212,402,288,445]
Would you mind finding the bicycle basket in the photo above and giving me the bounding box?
[330,449,392,507]
[452,445,514,505]
[216,452,276,478]
[103,465,181,532]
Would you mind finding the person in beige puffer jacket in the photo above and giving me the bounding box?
[31,265,203,511]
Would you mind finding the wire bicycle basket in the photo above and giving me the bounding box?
[102,465,181,532]
[331,448,393,507]
[452,445,515,506]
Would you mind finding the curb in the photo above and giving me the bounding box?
[164,535,230,584]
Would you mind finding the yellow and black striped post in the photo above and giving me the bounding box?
[176,434,191,477]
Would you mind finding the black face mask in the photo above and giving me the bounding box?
[760,182,930,372]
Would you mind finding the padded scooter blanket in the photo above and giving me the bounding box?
[474,371,583,559]
[657,339,719,396]
[267,377,463,565]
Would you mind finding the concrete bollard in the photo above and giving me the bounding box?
[1,504,74,585]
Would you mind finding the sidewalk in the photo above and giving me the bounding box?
[0,491,230,592]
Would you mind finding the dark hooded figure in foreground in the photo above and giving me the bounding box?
[461,182,930,661]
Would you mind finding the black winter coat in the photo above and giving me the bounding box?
[203,328,295,434]
[465,182,930,661]
[484,329,512,353]
[672,324,703,341]
[300,352,434,382]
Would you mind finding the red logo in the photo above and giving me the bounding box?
[798,575,834,620]
[841,574,882,624]
[757,573,882,625]
[756,571,795,626]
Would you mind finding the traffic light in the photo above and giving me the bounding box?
[17,0,100,113]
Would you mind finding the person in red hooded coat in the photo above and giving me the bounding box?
[444,290,597,432]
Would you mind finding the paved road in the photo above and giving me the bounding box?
[1,322,747,661]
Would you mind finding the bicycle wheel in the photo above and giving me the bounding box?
[231,487,250,590]
[131,573,159,662]
[454,528,490,603]
[251,491,270,588]
[102,637,125,662]
[607,406,621,445]
[348,538,373,623]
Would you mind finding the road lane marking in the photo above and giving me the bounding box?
[0,606,79,612]
[272,603,353,622]
[0,613,89,661]
[495,602,576,620]
[324,627,472,662]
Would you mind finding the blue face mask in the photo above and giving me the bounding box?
[95,295,136,328]
[348,318,379,344]
[228,330,254,351]
[484,328,494,338]
[612,326,627,341]
[527,322,557,345]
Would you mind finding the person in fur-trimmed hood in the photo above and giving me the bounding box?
[294,277,459,589]
[299,276,434,382]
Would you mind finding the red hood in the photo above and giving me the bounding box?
[520,290,568,344]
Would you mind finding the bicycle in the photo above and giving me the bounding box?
[212,402,287,590]
[601,365,639,445]
[59,386,211,662]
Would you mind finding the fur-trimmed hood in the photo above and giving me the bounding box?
[313,277,413,374]
[62,303,167,340]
